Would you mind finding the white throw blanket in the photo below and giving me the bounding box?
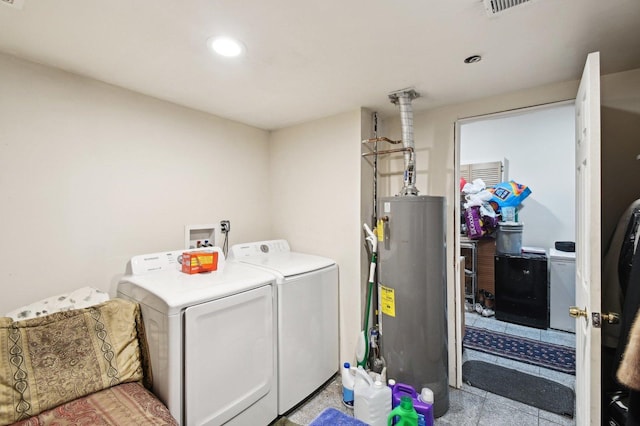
[6,286,109,321]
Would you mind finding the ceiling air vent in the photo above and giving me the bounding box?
[0,0,25,9]
[483,0,530,15]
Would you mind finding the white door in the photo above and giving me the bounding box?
[573,51,601,426]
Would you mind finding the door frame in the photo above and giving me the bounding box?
[451,99,575,388]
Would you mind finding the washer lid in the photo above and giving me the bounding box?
[236,252,335,278]
[549,248,576,260]
[230,240,336,277]
[118,261,275,315]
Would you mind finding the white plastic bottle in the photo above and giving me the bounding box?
[341,362,355,407]
[354,368,391,426]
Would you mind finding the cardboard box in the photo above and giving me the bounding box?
[182,251,218,274]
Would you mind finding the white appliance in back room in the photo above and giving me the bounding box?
[229,240,339,414]
[549,248,576,333]
[117,247,278,426]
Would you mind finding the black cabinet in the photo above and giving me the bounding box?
[495,253,549,329]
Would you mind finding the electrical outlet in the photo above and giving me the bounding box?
[220,220,230,234]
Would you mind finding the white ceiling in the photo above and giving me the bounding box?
[1,0,639,130]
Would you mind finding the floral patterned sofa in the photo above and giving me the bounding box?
[0,298,177,425]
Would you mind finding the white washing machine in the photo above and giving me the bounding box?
[117,247,277,426]
[549,248,576,333]
[229,240,339,414]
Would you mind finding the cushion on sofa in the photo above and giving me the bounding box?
[0,299,152,426]
[10,382,177,426]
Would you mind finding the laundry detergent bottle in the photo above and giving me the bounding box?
[387,396,418,426]
[341,362,355,407]
[391,383,434,426]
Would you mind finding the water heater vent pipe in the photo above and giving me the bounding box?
[388,89,420,196]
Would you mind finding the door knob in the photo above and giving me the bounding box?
[569,306,588,319]
[569,307,621,327]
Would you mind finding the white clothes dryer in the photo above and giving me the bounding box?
[229,240,339,414]
[117,247,277,426]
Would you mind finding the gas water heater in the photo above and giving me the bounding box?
[378,195,449,417]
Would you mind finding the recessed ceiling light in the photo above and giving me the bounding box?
[208,36,244,57]
[464,55,482,64]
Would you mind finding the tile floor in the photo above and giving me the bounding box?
[285,312,577,425]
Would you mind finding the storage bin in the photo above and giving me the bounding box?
[496,222,523,255]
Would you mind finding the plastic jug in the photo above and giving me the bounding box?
[353,367,373,420]
[387,396,418,426]
[391,383,434,426]
[342,362,355,407]
[354,369,392,426]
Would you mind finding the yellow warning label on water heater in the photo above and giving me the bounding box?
[379,285,395,317]
[376,219,384,242]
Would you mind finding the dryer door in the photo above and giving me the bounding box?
[184,285,275,426]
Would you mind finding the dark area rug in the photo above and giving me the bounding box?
[463,326,575,374]
[462,360,575,418]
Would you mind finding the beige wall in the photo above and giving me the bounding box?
[0,52,368,368]
[0,53,271,314]
[269,109,366,365]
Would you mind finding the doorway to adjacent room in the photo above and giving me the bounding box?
[456,102,577,416]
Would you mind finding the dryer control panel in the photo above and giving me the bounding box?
[229,240,290,258]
